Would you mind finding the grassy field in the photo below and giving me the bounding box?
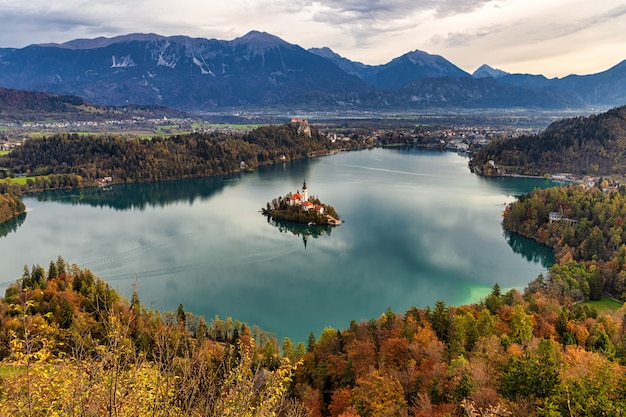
[0,123,264,140]
[1,176,46,185]
[145,123,262,137]
[191,122,262,131]
[580,296,623,311]
[0,150,9,156]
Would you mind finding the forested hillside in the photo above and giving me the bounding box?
[0,86,189,122]
[471,105,626,176]
[503,185,626,303]
[0,122,354,187]
[1,254,626,416]
[0,87,86,115]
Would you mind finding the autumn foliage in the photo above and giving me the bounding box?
[1,256,625,416]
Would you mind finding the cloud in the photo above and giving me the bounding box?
[581,4,626,27]
[433,0,499,17]
[0,1,152,46]
[304,0,428,17]
[539,4,626,40]
[0,10,112,33]
[289,0,497,20]
[270,0,503,58]
[428,24,505,48]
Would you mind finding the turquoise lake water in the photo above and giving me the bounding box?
[0,148,557,342]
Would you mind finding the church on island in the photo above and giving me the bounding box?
[262,180,341,226]
[289,181,325,215]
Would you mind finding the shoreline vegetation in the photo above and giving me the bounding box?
[261,198,342,226]
[0,186,25,225]
[2,249,626,415]
[261,185,341,226]
[502,184,626,303]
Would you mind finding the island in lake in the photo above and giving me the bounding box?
[262,180,341,226]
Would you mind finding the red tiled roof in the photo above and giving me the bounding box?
[291,193,303,200]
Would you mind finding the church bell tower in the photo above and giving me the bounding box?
[302,180,308,202]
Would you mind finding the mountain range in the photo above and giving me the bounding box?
[0,31,624,112]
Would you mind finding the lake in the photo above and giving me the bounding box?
[0,148,557,343]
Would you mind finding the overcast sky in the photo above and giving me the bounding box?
[1,0,625,78]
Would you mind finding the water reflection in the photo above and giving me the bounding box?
[0,212,26,238]
[475,175,562,201]
[31,175,238,211]
[30,158,319,212]
[267,217,335,249]
[504,230,554,269]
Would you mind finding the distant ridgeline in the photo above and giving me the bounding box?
[262,180,341,226]
[0,86,189,122]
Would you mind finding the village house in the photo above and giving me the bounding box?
[549,211,577,226]
[548,212,565,222]
[582,176,596,188]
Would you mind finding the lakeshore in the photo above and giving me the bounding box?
[0,149,559,343]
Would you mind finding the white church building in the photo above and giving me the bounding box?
[289,180,324,214]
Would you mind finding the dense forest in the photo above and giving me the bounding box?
[1,255,625,417]
[0,122,349,185]
[502,184,626,302]
[0,183,25,225]
[0,87,90,120]
[471,105,626,176]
